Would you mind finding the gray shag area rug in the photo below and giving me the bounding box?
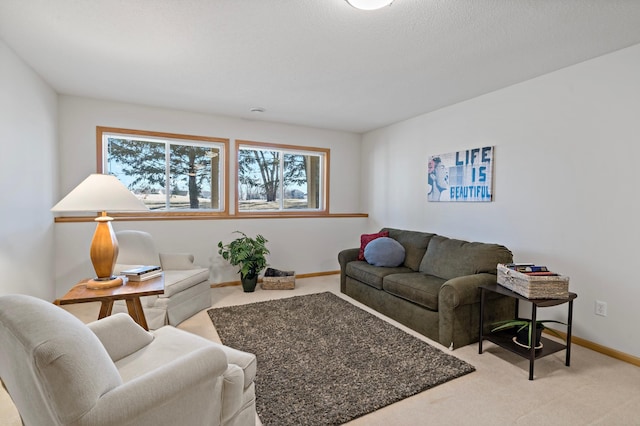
[207,292,475,426]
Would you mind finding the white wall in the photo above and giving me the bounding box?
[362,44,640,357]
[0,40,58,300]
[54,97,368,297]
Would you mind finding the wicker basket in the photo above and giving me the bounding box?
[261,268,295,290]
[497,263,569,299]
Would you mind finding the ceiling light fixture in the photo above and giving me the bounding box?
[345,0,394,11]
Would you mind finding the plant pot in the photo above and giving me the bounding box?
[240,274,258,292]
[515,323,544,349]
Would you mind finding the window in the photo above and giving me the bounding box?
[97,127,228,214]
[236,140,329,213]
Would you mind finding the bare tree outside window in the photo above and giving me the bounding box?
[237,142,327,212]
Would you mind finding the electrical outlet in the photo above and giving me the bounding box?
[595,300,607,317]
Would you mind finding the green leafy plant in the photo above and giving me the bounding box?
[491,318,566,348]
[217,231,270,279]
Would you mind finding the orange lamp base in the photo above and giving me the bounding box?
[88,212,121,289]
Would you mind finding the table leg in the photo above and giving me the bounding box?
[529,303,537,380]
[566,299,574,366]
[99,300,114,319]
[479,288,486,354]
[126,297,149,331]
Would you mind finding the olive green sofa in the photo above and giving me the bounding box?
[339,228,515,349]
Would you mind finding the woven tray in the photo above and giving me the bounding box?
[261,268,295,290]
[497,263,569,299]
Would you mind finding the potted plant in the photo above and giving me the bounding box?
[217,231,270,292]
[491,318,566,349]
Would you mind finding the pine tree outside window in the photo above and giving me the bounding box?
[98,127,228,213]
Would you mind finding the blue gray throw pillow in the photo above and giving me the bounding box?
[364,237,406,267]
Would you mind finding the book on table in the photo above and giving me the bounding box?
[121,265,163,281]
[505,263,558,276]
[524,271,559,276]
[127,271,163,281]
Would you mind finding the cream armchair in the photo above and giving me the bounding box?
[0,294,256,426]
[114,230,212,329]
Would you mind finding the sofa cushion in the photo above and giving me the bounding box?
[161,268,210,298]
[419,235,513,280]
[346,261,412,290]
[382,228,436,271]
[358,231,389,260]
[382,273,446,311]
[364,237,406,267]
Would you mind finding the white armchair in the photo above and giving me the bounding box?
[114,230,212,329]
[0,294,256,426]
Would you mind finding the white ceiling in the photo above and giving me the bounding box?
[2,0,640,133]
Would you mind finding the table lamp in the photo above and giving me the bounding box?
[51,174,149,289]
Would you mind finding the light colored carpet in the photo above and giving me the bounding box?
[2,275,640,425]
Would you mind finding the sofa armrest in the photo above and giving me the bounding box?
[338,248,359,292]
[438,273,503,350]
[87,313,154,362]
[221,364,245,424]
[78,346,227,426]
[216,345,257,390]
[338,247,359,267]
[159,252,198,270]
[439,273,498,309]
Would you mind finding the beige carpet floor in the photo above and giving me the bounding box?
[2,275,639,425]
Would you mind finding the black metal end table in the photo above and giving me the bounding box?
[479,282,577,380]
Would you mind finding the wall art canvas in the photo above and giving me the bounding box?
[428,146,494,202]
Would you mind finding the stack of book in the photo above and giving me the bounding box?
[121,265,163,281]
[504,263,558,276]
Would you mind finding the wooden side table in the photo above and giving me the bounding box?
[54,275,165,331]
[478,282,577,380]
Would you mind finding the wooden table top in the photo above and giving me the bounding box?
[56,275,165,304]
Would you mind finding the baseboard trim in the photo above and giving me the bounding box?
[210,281,240,288]
[210,270,340,288]
[297,270,340,278]
[544,328,640,367]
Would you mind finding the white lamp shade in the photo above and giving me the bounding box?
[346,0,394,10]
[51,174,148,213]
